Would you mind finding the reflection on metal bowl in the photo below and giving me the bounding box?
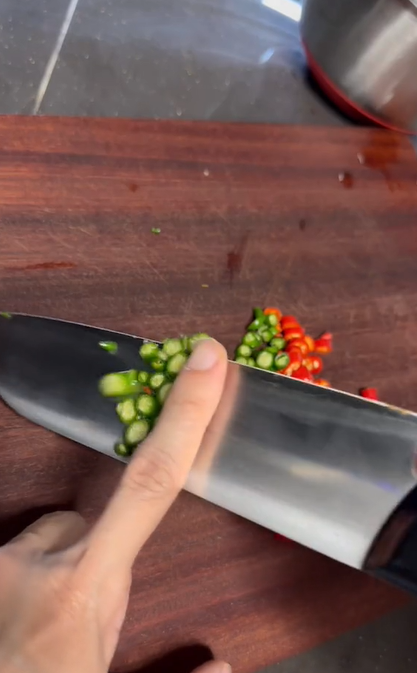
[301,0,417,135]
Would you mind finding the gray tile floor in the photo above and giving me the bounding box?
[39,0,346,125]
[0,0,417,671]
[264,602,417,673]
[0,0,70,114]
[0,0,346,124]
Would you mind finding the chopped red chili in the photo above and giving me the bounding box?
[291,366,314,382]
[283,327,305,341]
[281,316,300,330]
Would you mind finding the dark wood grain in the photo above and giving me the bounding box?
[0,117,416,673]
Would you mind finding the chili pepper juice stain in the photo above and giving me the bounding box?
[298,218,307,231]
[9,261,76,271]
[338,172,354,189]
[226,233,249,285]
[127,182,138,193]
[357,131,405,192]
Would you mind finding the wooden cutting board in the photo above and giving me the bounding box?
[0,117,416,673]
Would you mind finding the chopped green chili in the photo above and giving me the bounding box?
[259,327,275,343]
[99,371,139,397]
[149,372,167,391]
[242,332,261,349]
[136,394,159,418]
[157,382,173,405]
[124,419,150,447]
[162,338,183,357]
[274,352,290,371]
[256,351,274,370]
[188,333,210,351]
[247,318,264,331]
[167,352,187,377]
[116,398,137,425]
[236,344,252,358]
[99,340,118,354]
[139,342,159,362]
[270,337,286,351]
[253,307,265,321]
[137,371,150,385]
[150,352,168,372]
[101,331,215,457]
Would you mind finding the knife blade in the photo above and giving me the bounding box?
[0,313,416,576]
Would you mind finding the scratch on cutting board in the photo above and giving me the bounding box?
[75,226,95,237]
[47,232,74,252]
[179,295,195,316]
[142,258,166,282]
[15,239,30,253]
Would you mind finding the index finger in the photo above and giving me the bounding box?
[85,339,227,573]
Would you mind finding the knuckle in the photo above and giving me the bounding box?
[124,450,181,499]
[168,394,206,422]
[43,563,90,617]
[0,546,20,571]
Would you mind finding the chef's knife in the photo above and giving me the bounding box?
[1,313,417,593]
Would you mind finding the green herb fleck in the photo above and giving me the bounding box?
[99,340,118,354]
[151,227,161,235]
[0,312,12,319]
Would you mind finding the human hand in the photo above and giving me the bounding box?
[0,339,228,673]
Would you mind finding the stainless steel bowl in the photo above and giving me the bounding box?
[301,0,417,134]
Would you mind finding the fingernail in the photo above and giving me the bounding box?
[196,661,231,673]
[219,664,232,673]
[186,339,218,371]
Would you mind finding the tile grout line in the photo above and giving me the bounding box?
[32,0,80,115]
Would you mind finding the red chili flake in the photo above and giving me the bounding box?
[314,332,333,354]
[315,378,331,387]
[314,338,332,354]
[274,532,294,544]
[359,387,379,401]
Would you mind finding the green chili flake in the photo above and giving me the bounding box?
[114,442,131,458]
[151,227,161,235]
[99,340,118,354]
[0,312,12,319]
